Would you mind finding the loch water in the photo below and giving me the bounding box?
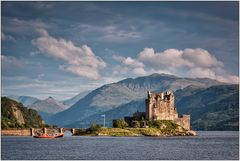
[1,131,239,160]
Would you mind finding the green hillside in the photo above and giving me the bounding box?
[1,97,46,129]
[175,85,239,130]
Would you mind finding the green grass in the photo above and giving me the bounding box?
[75,120,191,136]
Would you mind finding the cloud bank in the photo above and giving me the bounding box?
[1,55,24,68]
[32,29,106,80]
[78,24,141,42]
[113,48,238,84]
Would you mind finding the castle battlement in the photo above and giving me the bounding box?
[146,91,190,130]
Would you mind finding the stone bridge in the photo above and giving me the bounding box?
[31,128,77,136]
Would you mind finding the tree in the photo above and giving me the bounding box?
[113,119,128,128]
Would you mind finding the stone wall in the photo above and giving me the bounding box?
[1,129,31,136]
[177,115,190,130]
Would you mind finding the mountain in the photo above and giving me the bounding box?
[66,84,239,131]
[175,84,239,130]
[30,97,68,114]
[49,73,224,126]
[7,95,68,124]
[62,91,90,107]
[8,95,68,114]
[66,99,146,128]
[1,97,45,129]
[8,95,39,107]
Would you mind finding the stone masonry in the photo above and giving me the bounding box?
[146,91,190,130]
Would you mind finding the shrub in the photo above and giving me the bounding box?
[147,120,178,130]
[131,121,140,128]
[88,122,101,133]
[113,119,128,128]
[74,128,87,135]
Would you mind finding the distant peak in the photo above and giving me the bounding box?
[46,96,54,100]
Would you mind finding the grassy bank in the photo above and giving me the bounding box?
[74,120,197,136]
[75,127,196,136]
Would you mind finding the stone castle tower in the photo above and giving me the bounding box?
[146,91,190,130]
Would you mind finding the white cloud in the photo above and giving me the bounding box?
[132,67,147,75]
[216,75,239,84]
[182,48,224,68]
[123,57,144,68]
[187,67,216,79]
[1,32,15,41]
[138,48,223,69]
[112,48,238,84]
[35,28,49,36]
[139,48,193,68]
[32,29,106,80]
[113,55,146,76]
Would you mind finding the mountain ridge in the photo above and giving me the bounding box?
[49,73,226,126]
[62,91,91,107]
[66,84,238,130]
[8,95,69,116]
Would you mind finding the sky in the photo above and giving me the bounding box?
[1,1,239,100]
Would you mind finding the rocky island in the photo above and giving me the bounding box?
[74,91,197,137]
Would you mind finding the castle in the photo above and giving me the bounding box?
[145,91,190,130]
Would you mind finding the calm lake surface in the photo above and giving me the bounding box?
[1,131,239,160]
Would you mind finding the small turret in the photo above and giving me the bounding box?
[147,91,151,98]
[161,92,164,99]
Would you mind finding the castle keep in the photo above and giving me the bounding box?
[146,91,190,130]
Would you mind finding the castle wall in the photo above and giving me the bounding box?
[146,91,191,130]
[177,115,190,130]
[146,91,178,121]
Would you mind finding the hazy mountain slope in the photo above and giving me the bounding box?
[8,95,39,107]
[66,99,146,128]
[31,97,68,114]
[50,73,224,126]
[1,97,45,129]
[62,90,90,107]
[38,111,54,124]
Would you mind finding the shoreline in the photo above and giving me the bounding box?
[1,128,197,137]
[73,127,198,137]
